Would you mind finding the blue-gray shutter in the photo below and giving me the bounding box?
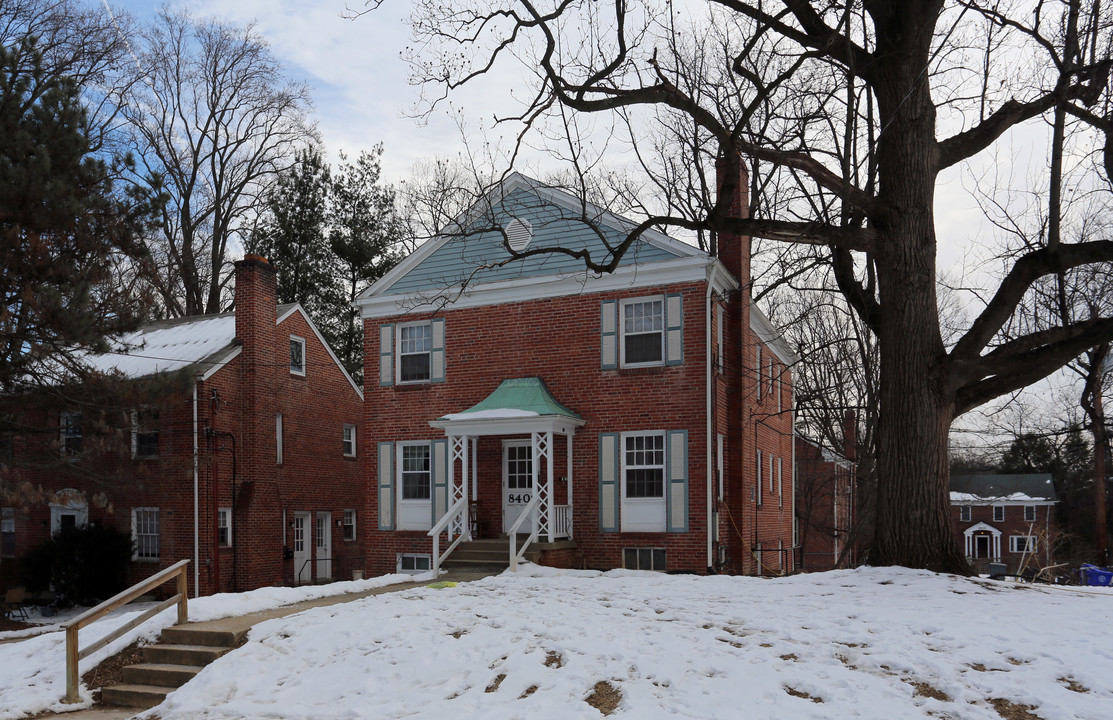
[601,300,618,369]
[599,433,620,531]
[665,294,683,366]
[377,442,394,530]
[431,439,448,525]
[666,430,688,532]
[430,318,446,382]
[379,325,394,387]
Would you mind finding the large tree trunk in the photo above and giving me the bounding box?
[865,3,970,574]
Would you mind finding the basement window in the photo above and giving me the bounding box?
[397,553,431,575]
[623,548,666,572]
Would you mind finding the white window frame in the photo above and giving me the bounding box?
[217,507,231,547]
[60,411,82,457]
[769,453,775,494]
[1024,505,1036,522]
[397,553,431,574]
[397,441,433,530]
[131,407,159,459]
[755,345,762,400]
[1009,535,1037,553]
[959,506,971,522]
[1,507,14,557]
[397,320,433,384]
[716,434,725,501]
[777,457,783,507]
[619,296,665,368]
[993,505,1004,522]
[276,413,284,465]
[132,507,160,561]
[343,509,357,541]
[343,424,357,457]
[620,431,667,532]
[290,335,307,376]
[623,547,667,571]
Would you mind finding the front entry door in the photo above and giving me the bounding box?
[293,512,311,584]
[503,441,536,534]
[316,512,332,580]
[974,534,990,559]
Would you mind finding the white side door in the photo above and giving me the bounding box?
[316,512,332,579]
[502,440,536,534]
[293,512,311,584]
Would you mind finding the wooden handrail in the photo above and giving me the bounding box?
[429,497,469,576]
[509,493,542,571]
[64,559,190,704]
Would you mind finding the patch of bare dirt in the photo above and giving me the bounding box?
[519,684,538,699]
[989,698,1042,720]
[0,616,35,633]
[585,680,622,715]
[779,653,798,661]
[1060,678,1088,693]
[784,686,823,703]
[909,680,950,702]
[544,651,564,669]
[485,673,506,693]
[81,642,144,702]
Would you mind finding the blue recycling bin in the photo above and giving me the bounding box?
[1080,564,1113,586]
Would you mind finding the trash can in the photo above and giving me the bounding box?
[352,569,364,581]
[987,562,1007,578]
[1080,564,1113,586]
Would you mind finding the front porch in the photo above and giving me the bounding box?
[426,378,585,574]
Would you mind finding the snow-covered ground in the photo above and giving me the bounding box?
[2,567,1110,719]
[143,566,1110,720]
[0,572,424,718]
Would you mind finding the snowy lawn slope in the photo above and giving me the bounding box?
[0,573,421,718]
[140,566,1111,720]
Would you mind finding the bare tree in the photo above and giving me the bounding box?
[382,0,1113,572]
[124,9,315,316]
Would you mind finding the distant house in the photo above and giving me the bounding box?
[795,427,856,572]
[950,473,1057,575]
[356,168,797,577]
[1,256,364,597]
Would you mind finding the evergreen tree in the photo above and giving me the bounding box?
[0,35,152,394]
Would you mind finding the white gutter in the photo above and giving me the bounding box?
[192,380,200,598]
[705,263,715,571]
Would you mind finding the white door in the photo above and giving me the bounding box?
[316,512,332,580]
[293,512,311,584]
[397,443,433,530]
[503,441,537,534]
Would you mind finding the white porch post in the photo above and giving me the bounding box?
[565,431,573,538]
[450,435,469,541]
[546,430,554,542]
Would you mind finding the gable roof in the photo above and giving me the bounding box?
[81,303,363,399]
[949,474,1057,503]
[356,173,722,316]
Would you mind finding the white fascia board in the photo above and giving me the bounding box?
[751,304,799,365]
[199,346,242,381]
[278,304,364,400]
[707,259,740,296]
[359,256,714,319]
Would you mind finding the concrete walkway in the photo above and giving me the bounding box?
[36,568,499,720]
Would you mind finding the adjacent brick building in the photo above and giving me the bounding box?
[0,256,364,597]
[795,426,856,572]
[356,170,796,576]
[950,473,1057,575]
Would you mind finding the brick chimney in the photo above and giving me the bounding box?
[714,154,752,291]
[843,409,857,463]
[234,254,278,483]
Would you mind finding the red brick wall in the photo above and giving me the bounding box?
[795,437,854,572]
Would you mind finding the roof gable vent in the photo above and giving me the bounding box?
[504,217,533,252]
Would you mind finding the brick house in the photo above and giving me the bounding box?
[794,421,856,572]
[356,170,796,577]
[0,256,364,597]
[950,473,1057,575]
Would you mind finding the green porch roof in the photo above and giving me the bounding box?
[440,378,580,421]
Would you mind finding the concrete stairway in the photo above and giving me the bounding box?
[443,537,540,570]
[100,625,244,709]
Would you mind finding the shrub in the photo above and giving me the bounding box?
[20,524,133,606]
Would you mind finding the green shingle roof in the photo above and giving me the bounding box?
[441,378,580,420]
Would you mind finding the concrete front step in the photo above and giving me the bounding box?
[159,626,241,648]
[99,683,172,709]
[142,642,229,666]
[121,662,203,687]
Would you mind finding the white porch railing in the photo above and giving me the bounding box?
[428,496,469,576]
[509,493,542,571]
[553,504,572,539]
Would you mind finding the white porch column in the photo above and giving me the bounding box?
[565,431,573,538]
[450,435,469,540]
[545,430,554,542]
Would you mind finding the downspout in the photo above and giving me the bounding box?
[706,262,715,572]
[790,397,796,572]
[192,380,200,598]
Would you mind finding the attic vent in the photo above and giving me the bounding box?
[505,217,533,252]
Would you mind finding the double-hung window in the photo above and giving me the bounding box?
[133,508,160,560]
[217,508,231,547]
[343,424,357,457]
[621,433,666,532]
[60,412,82,457]
[399,323,433,382]
[343,509,357,540]
[993,505,1004,522]
[621,298,664,366]
[1024,505,1036,522]
[290,336,306,376]
[959,506,971,522]
[402,444,431,501]
[132,407,159,459]
[1009,535,1037,553]
[1,508,14,557]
